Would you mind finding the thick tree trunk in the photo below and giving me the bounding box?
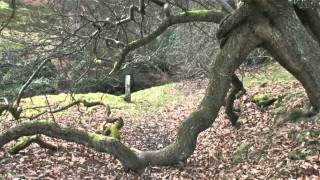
[252,0,320,110]
[294,7,320,44]
[138,23,262,167]
[303,9,320,43]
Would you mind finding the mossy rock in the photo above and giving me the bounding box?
[296,130,320,143]
[287,109,317,123]
[233,143,250,164]
[252,94,277,108]
[273,115,288,126]
[271,107,286,116]
[288,110,305,122]
[288,150,308,160]
[249,149,266,163]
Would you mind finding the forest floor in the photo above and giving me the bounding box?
[0,62,319,179]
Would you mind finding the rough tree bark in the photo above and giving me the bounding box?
[225,74,246,126]
[254,0,320,111]
[1,0,320,173]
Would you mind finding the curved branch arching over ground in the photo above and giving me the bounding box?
[1,0,320,173]
[108,7,246,125]
[0,19,262,171]
[110,9,226,73]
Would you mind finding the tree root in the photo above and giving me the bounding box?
[225,74,246,126]
[98,117,124,140]
[0,120,145,171]
[9,135,58,155]
[217,4,248,126]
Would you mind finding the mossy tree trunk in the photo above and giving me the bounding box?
[253,0,320,110]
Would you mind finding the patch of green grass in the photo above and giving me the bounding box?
[21,83,185,118]
[233,142,267,164]
[243,64,296,88]
[132,84,183,108]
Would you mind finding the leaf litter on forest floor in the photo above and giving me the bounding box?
[0,64,320,179]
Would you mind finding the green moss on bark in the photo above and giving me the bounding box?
[110,122,122,140]
[89,132,107,142]
[252,94,277,108]
[179,10,210,17]
[9,136,32,155]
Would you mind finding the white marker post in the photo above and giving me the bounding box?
[124,75,131,102]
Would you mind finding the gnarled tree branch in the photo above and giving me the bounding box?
[0,120,144,171]
[28,100,110,120]
[9,135,58,155]
[225,74,246,126]
[110,9,226,74]
[0,20,262,172]
[291,0,320,9]
[217,0,235,13]
[216,3,252,46]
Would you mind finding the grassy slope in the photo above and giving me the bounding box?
[243,63,296,88]
[20,83,185,118]
[0,0,51,49]
[21,63,295,112]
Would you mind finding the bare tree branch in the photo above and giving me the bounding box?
[9,135,58,155]
[28,100,110,120]
[110,9,226,74]
[15,58,51,106]
[217,0,235,13]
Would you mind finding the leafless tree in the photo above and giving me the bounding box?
[1,0,320,173]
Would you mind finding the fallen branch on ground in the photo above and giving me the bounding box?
[9,135,58,155]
